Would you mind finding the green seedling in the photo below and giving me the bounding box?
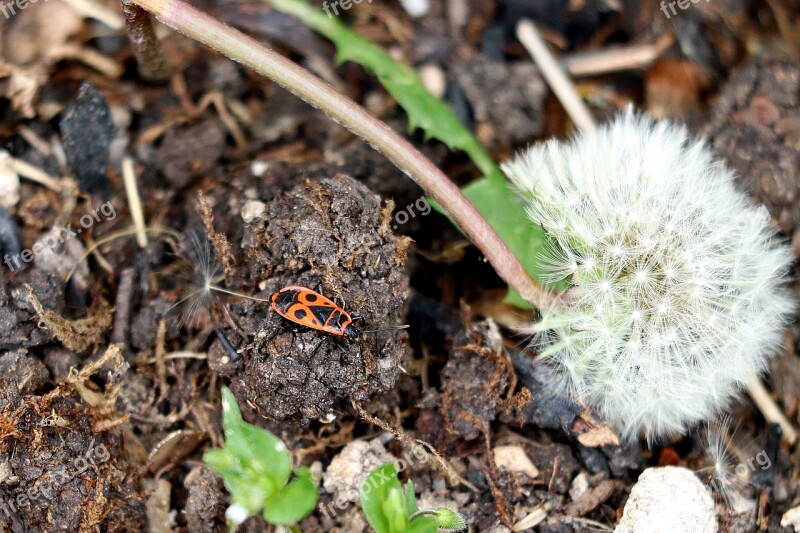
[203,387,317,531]
[361,463,466,533]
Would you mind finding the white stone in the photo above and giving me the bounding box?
[241,200,266,223]
[615,466,717,533]
[493,445,539,480]
[0,150,20,209]
[323,439,394,504]
[418,64,446,98]
[569,472,589,501]
[782,505,800,531]
[399,0,430,17]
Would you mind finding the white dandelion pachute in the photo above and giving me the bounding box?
[503,110,796,441]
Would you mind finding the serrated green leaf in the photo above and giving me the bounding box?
[262,473,318,525]
[267,0,501,182]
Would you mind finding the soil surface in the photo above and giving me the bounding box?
[0,0,799,531]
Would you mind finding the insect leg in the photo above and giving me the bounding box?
[215,329,241,362]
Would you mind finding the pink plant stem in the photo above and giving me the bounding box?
[130,0,555,309]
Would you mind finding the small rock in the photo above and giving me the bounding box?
[323,438,394,504]
[60,82,115,197]
[0,150,20,209]
[33,227,89,294]
[184,466,227,533]
[419,64,446,98]
[569,472,589,501]
[398,0,430,17]
[493,445,539,480]
[0,204,23,262]
[615,467,717,533]
[782,505,800,531]
[240,200,267,223]
[250,160,269,177]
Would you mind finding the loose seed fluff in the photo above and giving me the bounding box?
[502,110,796,441]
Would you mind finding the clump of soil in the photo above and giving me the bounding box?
[440,319,519,441]
[705,52,800,237]
[212,175,411,422]
[0,351,144,532]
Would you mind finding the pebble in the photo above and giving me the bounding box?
[240,200,267,223]
[782,505,800,531]
[398,0,430,17]
[0,150,20,209]
[59,82,115,197]
[322,438,394,503]
[615,466,717,533]
[493,445,539,480]
[569,472,589,501]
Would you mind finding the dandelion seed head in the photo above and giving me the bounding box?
[502,109,796,441]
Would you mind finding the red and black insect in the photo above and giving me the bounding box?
[271,285,363,351]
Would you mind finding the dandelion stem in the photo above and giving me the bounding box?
[127,0,554,310]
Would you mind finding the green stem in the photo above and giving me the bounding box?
[129,0,555,310]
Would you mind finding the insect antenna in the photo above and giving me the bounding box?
[359,325,410,334]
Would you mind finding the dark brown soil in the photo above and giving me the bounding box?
[0,0,798,531]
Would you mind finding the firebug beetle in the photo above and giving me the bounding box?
[270,285,363,350]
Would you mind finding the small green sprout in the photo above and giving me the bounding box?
[361,463,467,533]
[203,387,318,531]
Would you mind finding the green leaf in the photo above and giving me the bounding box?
[267,0,501,182]
[384,487,411,532]
[460,178,568,307]
[262,473,318,525]
[202,448,240,479]
[205,388,310,527]
[406,516,438,533]
[404,480,418,515]
[361,463,403,533]
[219,388,292,489]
